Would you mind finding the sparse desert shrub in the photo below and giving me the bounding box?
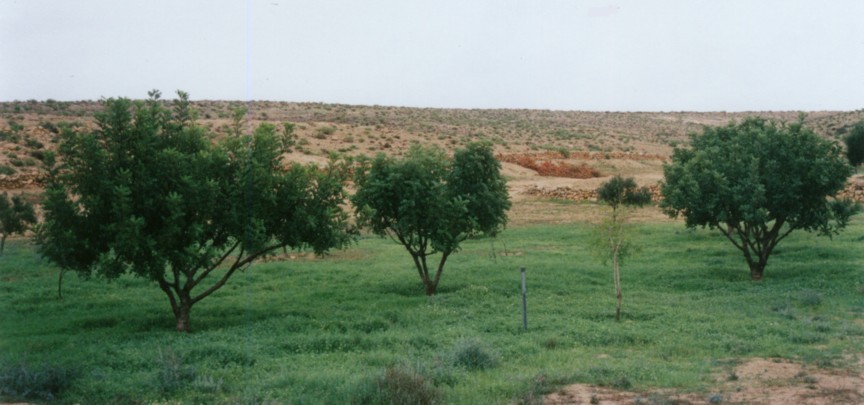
[24,137,44,150]
[39,121,59,134]
[0,130,19,143]
[28,150,45,162]
[0,165,14,175]
[315,126,336,139]
[6,120,23,133]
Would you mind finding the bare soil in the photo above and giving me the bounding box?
[545,357,864,404]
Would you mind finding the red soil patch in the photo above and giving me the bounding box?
[498,153,602,179]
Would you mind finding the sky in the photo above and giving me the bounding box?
[2,0,864,111]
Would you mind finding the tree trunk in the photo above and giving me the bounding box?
[175,302,192,333]
[749,261,765,281]
[424,281,438,296]
[57,269,66,300]
[0,234,5,255]
[613,247,622,321]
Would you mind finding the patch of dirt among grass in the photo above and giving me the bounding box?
[545,357,864,404]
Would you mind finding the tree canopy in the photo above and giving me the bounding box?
[661,117,856,280]
[0,192,37,255]
[843,121,864,167]
[351,143,510,295]
[36,90,353,331]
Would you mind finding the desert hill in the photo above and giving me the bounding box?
[2,100,862,221]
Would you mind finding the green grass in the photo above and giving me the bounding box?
[1,216,863,403]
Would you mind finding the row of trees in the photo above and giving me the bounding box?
[26,91,511,332]
[2,92,858,330]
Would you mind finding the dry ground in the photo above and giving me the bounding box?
[546,357,864,405]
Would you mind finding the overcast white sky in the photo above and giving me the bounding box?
[2,0,863,111]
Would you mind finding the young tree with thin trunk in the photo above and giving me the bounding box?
[662,117,856,281]
[593,176,651,321]
[36,91,352,332]
[0,192,37,255]
[352,143,510,295]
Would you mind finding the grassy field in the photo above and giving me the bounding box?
[1,211,863,404]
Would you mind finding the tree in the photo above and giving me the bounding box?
[661,117,856,281]
[593,176,652,321]
[352,143,510,295]
[0,192,37,255]
[36,91,353,332]
[843,122,864,168]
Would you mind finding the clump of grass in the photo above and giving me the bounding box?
[0,360,77,402]
[772,301,797,319]
[449,338,498,371]
[155,349,197,394]
[797,289,823,307]
[376,365,441,405]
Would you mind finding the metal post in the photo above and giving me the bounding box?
[521,266,527,331]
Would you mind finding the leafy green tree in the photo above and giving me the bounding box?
[36,91,353,332]
[593,176,652,321]
[843,122,864,168]
[661,117,856,281]
[0,192,37,255]
[352,143,510,295]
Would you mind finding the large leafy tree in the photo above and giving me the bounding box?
[593,176,651,321]
[352,143,510,295]
[0,192,37,255]
[37,91,353,331]
[661,117,856,280]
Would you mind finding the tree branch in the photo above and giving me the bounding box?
[156,275,180,318]
[190,239,242,289]
[190,243,284,305]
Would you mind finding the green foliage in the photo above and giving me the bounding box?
[36,90,353,331]
[282,122,297,152]
[596,175,652,210]
[843,121,864,167]
[661,117,856,280]
[0,192,37,255]
[0,165,14,175]
[352,143,510,295]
